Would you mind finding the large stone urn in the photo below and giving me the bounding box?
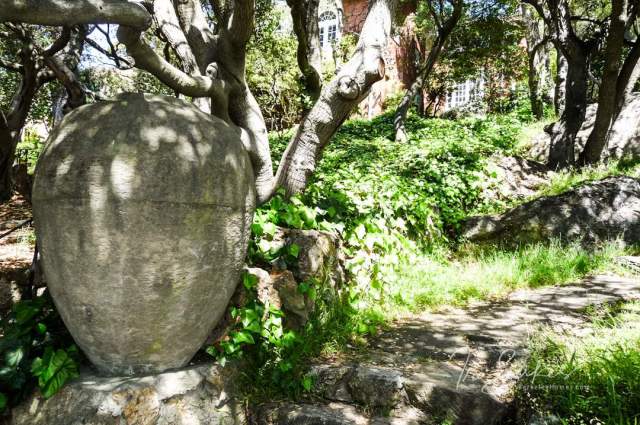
[32,93,256,375]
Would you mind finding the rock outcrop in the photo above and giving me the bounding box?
[483,156,554,201]
[530,93,640,162]
[462,176,640,246]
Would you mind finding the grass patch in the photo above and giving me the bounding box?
[539,158,640,198]
[378,239,631,315]
[516,301,640,424]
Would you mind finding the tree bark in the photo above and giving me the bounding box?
[614,39,640,115]
[554,49,567,115]
[0,0,151,29]
[275,0,397,195]
[522,4,548,120]
[579,0,629,165]
[287,0,323,101]
[548,51,588,168]
[394,0,463,142]
[0,112,16,201]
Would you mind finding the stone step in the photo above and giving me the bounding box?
[255,402,428,425]
[302,362,506,424]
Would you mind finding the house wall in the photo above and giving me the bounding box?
[342,0,369,33]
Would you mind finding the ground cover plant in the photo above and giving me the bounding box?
[516,301,640,424]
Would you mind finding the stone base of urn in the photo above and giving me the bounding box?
[9,363,246,425]
[32,93,256,375]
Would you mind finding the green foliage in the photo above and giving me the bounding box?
[246,7,303,131]
[539,159,640,198]
[0,291,79,411]
[517,301,640,424]
[419,0,528,113]
[206,270,383,398]
[15,128,45,174]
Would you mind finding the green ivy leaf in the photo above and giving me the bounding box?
[232,331,255,345]
[301,375,313,392]
[5,347,24,367]
[288,244,300,258]
[31,347,79,399]
[243,273,259,290]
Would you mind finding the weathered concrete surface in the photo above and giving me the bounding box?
[530,93,640,162]
[32,93,256,375]
[10,363,245,425]
[462,176,640,246]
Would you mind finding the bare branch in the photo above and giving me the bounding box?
[0,57,22,72]
[43,27,71,56]
[154,0,199,74]
[275,0,398,196]
[287,0,322,100]
[85,26,133,69]
[0,0,152,29]
[116,26,218,98]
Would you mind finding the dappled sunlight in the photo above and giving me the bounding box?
[30,93,257,375]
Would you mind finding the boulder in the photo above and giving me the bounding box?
[483,156,554,201]
[530,93,640,162]
[462,176,640,246]
[32,93,256,375]
[9,363,245,425]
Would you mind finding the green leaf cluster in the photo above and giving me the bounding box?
[0,291,79,411]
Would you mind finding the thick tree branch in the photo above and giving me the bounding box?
[116,26,218,98]
[154,0,200,74]
[287,0,323,100]
[174,0,214,70]
[0,0,152,29]
[275,0,397,196]
[227,0,254,48]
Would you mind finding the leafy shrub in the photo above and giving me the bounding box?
[0,291,79,411]
[15,129,45,174]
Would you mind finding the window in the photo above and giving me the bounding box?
[319,11,339,48]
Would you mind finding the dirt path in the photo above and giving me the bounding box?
[261,272,640,424]
[0,194,34,317]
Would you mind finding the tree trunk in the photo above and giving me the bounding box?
[522,4,547,120]
[554,49,567,116]
[528,49,544,120]
[275,0,397,195]
[287,0,323,101]
[614,39,640,115]
[0,113,16,201]
[548,51,588,168]
[579,0,628,165]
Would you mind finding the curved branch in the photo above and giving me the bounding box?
[287,0,322,100]
[116,26,216,98]
[154,0,199,74]
[275,0,397,196]
[0,0,152,29]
